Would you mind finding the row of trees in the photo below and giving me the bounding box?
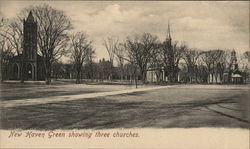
[102,34,249,85]
[182,49,249,84]
[50,47,250,85]
[0,4,249,85]
[51,32,250,85]
[51,59,138,83]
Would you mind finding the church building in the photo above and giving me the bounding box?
[9,11,45,81]
[146,23,180,83]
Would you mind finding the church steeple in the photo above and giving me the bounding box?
[164,20,172,49]
[26,11,35,23]
[166,21,172,41]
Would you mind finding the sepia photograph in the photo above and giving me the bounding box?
[0,1,249,148]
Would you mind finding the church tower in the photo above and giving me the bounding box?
[9,11,44,81]
[166,21,172,46]
[231,50,238,71]
[23,11,37,60]
[23,11,38,80]
[164,21,176,82]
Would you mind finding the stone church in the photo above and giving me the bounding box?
[9,11,45,81]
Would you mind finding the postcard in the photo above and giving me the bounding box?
[0,1,249,149]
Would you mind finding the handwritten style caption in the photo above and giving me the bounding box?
[8,130,140,139]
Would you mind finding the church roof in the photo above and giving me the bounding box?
[233,68,241,74]
[26,11,35,22]
[232,74,242,78]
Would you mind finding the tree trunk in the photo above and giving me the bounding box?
[20,62,24,84]
[211,72,214,84]
[45,67,51,85]
[0,55,3,82]
[215,73,218,83]
[195,72,198,83]
[142,71,147,84]
[17,57,25,84]
[45,62,52,85]
[110,64,113,82]
[43,56,52,85]
[172,69,178,83]
[76,66,81,84]
[207,72,210,84]
[135,74,138,88]
[228,70,232,83]
[134,66,138,88]
[155,70,161,84]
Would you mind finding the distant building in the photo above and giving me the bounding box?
[209,50,244,84]
[229,50,244,84]
[146,22,180,83]
[146,67,165,83]
[223,65,243,84]
[9,11,45,81]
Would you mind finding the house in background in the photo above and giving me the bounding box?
[146,67,165,83]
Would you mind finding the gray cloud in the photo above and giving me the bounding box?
[0,1,249,61]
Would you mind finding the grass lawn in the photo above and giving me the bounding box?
[0,83,249,130]
[0,81,138,101]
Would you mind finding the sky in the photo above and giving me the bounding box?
[0,1,249,62]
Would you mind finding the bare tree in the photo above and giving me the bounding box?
[27,4,72,84]
[114,43,125,81]
[103,36,119,81]
[118,36,140,87]
[70,32,93,84]
[0,20,15,82]
[195,55,208,83]
[52,61,65,80]
[84,47,96,82]
[183,49,201,83]
[123,33,158,84]
[238,51,250,83]
[140,33,159,82]
[0,17,25,83]
[123,63,135,83]
[148,42,164,84]
[98,58,112,81]
[201,50,225,84]
[213,49,227,84]
[242,51,250,63]
[162,40,187,83]
[201,50,214,84]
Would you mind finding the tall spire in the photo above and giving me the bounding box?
[26,11,35,22]
[167,21,172,40]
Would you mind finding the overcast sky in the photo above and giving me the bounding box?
[0,1,249,61]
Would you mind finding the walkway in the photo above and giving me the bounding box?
[1,85,175,108]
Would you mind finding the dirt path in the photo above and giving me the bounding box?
[1,85,176,108]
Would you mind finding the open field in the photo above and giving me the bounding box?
[0,81,249,129]
[0,80,142,101]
